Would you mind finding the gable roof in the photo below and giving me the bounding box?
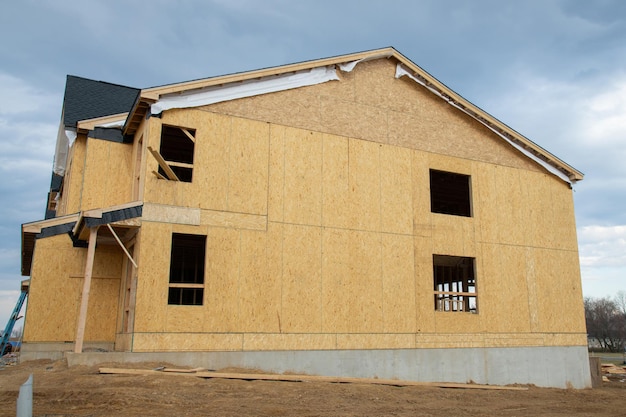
[63,75,140,128]
[119,47,583,183]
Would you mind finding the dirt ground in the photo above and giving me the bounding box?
[0,359,625,417]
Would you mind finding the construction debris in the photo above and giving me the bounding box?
[99,367,528,391]
[601,363,626,383]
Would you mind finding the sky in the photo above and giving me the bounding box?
[0,0,625,328]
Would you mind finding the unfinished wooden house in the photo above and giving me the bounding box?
[20,48,590,388]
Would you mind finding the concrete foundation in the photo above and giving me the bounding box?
[56,346,592,389]
[20,342,114,361]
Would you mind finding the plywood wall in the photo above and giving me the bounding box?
[133,106,585,352]
[23,235,123,343]
[56,134,134,215]
[80,138,134,211]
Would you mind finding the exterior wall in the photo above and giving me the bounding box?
[57,135,87,216]
[80,138,134,211]
[132,97,585,352]
[57,135,134,216]
[23,235,123,343]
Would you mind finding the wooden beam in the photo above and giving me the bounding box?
[106,224,138,269]
[98,368,528,390]
[181,128,195,143]
[74,226,99,353]
[152,170,167,180]
[147,146,179,181]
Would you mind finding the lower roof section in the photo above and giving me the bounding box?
[21,201,142,276]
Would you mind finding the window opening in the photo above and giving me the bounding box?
[430,169,472,217]
[148,125,196,183]
[433,254,477,313]
[168,233,205,305]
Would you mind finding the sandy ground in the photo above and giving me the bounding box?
[0,358,625,416]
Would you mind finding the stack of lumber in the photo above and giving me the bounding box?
[601,363,626,382]
[99,367,528,391]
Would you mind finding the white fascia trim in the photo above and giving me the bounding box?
[395,64,571,184]
[151,66,340,114]
[96,119,125,128]
[338,51,394,72]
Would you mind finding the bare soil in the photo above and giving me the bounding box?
[0,359,625,416]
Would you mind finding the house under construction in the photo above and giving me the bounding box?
[20,48,590,388]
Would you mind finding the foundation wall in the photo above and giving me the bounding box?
[64,345,592,389]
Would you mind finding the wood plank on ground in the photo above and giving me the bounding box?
[98,368,528,390]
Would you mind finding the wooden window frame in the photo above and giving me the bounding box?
[429,169,472,217]
[149,125,196,183]
[433,254,477,313]
[167,233,206,306]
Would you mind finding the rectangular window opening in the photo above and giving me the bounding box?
[433,254,477,313]
[157,125,196,183]
[430,169,472,217]
[168,233,206,305]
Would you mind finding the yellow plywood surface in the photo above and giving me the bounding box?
[532,247,586,333]
[59,136,87,216]
[347,139,382,231]
[227,117,270,214]
[132,333,243,352]
[243,333,335,351]
[283,128,323,225]
[479,244,531,333]
[239,228,281,332]
[281,224,322,332]
[321,134,350,228]
[203,227,241,332]
[133,222,172,333]
[380,145,413,234]
[268,124,286,222]
[381,234,416,333]
[81,139,133,211]
[23,235,122,343]
[321,228,383,333]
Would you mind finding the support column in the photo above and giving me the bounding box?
[74,226,99,353]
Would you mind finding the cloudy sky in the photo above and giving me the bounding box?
[0,0,625,327]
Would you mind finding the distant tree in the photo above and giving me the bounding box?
[585,296,626,352]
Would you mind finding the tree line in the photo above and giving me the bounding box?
[585,291,626,352]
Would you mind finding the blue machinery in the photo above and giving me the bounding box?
[1,280,28,356]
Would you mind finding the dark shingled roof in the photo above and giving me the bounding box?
[62,75,140,128]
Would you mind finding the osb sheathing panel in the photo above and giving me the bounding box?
[133,222,173,333]
[532,247,586,333]
[203,227,241,332]
[130,332,587,352]
[479,244,532,333]
[381,234,416,333]
[238,227,282,333]
[58,136,87,216]
[321,228,383,333]
[23,235,121,343]
[244,333,335,351]
[281,224,322,333]
[200,58,542,174]
[144,110,269,215]
[282,128,323,226]
[380,145,413,235]
[81,139,133,211]
[132,332,243,352]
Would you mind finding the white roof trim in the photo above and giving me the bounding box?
[151,66,340,115]
[394,64,571,184]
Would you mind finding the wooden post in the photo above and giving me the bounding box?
[74,226,99,353]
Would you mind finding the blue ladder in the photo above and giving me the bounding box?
[1,281,28,356]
